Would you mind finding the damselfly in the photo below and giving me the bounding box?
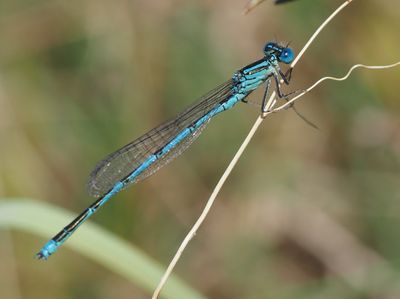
[37,41,295,259]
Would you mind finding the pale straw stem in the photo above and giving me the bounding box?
[151,1,355,298]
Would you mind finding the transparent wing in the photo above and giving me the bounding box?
[87,80,234,197]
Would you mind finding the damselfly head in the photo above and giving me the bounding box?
[264,42,294,64]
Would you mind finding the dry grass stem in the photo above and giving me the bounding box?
[290,0,354,68]
[243,0,265,14]
[151,1,367,298]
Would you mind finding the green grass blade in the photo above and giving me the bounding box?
[0,199,207,299]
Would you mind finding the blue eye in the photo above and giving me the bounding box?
[279,48,294,64]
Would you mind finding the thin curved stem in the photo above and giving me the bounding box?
[265,61,400,115]
[151,1,357,298]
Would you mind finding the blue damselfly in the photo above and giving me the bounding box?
[37,42,295,259]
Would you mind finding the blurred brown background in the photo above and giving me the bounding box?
[1,0,400,298]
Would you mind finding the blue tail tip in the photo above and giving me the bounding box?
[36,240,58,260]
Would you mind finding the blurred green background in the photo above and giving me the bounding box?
[1,0,400,298]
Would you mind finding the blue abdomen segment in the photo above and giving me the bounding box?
[38,240,58,258]
[37,180,126,259]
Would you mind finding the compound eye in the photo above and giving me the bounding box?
[280,48,294,64]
